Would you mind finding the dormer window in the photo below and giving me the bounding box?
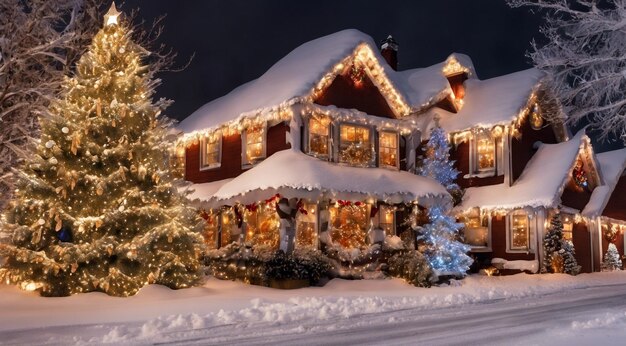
[200,134,222,170]
[307,116,330,158]
[339,123,373,166]
[379,131,399,169]
[243,124,266,166]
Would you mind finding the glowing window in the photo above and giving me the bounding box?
[509,210,530,251]
[203,212,219,250]
[244,204,280,250]
[463,208,489,248]
[220,209,236,247]
[379,131,398,168]
[308,116,330,158]
[330,202,368,248]
[475,131,495,172]
[296,203,318,249]
[200,135,221,169]
[379,205,395,236]
[339,124,372,166]
[561,213,574,242]
[243,125,266,165]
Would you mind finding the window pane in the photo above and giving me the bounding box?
[476,132,495,171]
[246,204,280,250]
[511,213,529,249]
[204,212,218,250]
[330,203,368,248]
[379,205,395,236]
[309,117,329,157]
[561,214,573,241]
[379,132,397,167]
[296,203,317,249]
[339,124,372,165]
[245,126,265,163]
[220,210,236,247]
[203,136,220,166]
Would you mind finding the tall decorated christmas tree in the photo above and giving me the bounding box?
[0,3,205,297]
[416,118,461,203]
[542,212,580,275]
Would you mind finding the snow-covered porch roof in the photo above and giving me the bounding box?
[191,149,449,209]
[582,147,626,218]
[456,131,589,213]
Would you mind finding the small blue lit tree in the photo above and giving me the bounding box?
[418,204,472,277]
[416,118,461,202]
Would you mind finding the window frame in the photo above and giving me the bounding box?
[378,130,400,169]
[338,122,374,167]
[378,204,396,236]
[471,130,497,174]
[199,134,222,170]
[560,213,574,242]
[242,123,267,168]
[506,209,533,253]
[306,116,331,159]
[462,208,492,252]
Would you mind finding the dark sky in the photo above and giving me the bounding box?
[122,0,543,121]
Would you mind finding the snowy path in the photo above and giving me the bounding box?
[1,273,626,345]
[152,283,626,345]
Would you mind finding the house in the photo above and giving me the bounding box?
[176,29,626,274]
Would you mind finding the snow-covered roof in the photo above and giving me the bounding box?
[178,29,403,134]
[582,148,626,217]
[419,68,545,134]
[197,149,449,208]
[179,178,234,202]
[457,131,586,212]
[393,53,476,112]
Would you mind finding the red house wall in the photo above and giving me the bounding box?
[511,118,559,182]
[185,122,290,184]
[602,232,624,266]
[572,222,592,273]
[603,175,626,221]
[489,216,535,261]
[450,140,505,189]
[314,69,396,118]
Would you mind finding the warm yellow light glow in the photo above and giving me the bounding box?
[104,2,121,26]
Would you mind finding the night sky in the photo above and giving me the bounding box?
[122,0,543,120]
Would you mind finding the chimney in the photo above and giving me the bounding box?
[380,35,398,70]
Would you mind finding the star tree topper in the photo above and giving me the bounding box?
[104,2,121,26]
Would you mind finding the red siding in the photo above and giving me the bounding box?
[603,175,626,221]
[602,230,625,265]
[450,140,505,189]
[489,216,535,261]
[314,69,396,119]
[511,117,559,182]
[572,222,592,273]
[561,179,593,212]
[185,122,290,184]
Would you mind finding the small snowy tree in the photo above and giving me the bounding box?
[560,240,581,276]
[542,213,564,273]
[417,205,472,278]
[602,243,623,271]
[417,120,462,203]
[507,0,626,140]
[542,213,580,275]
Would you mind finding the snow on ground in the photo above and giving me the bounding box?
[1,272,626,345]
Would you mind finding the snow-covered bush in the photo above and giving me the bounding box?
[384,250,433,288]
[265,250,330,284]
[561,241,581,276]
[602,243,623,272]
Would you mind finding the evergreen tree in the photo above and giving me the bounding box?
[418,205,472,277]
[561,240,581,276]
[602,243,623,272]
[542,213,580,275]
[0,4,204,296]
[542,213,563,273]
[417,120,461,203]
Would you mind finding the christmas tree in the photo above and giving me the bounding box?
[417,119,461,202]
[417,205,472,277]
[0,3,205,297]
[542,213,580,275]
[602,243,623,272]
[542,213,564,273]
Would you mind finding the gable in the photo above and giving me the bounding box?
[313,63,398,118]
[603,174,626,221]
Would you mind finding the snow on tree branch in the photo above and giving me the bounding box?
[507,0,626,142]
